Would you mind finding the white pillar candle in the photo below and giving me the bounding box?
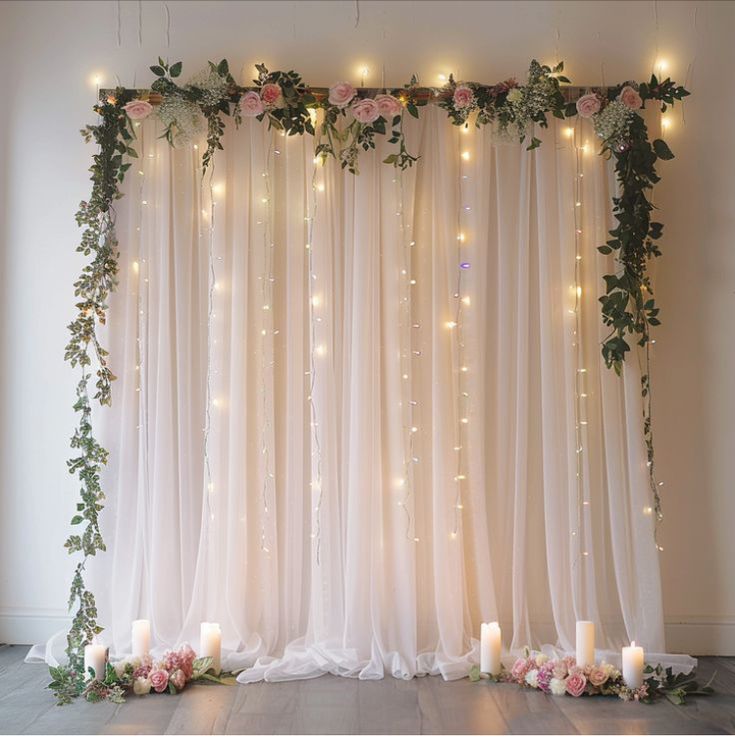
[83,642,107,681]
[480,622,502,675]
[200,622,222,675]
[575,620,595,668]
[131,619,151,658]
[622,641,645,689]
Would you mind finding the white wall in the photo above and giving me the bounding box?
[0,0,732,653]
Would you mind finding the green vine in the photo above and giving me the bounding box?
[54,88,137,703]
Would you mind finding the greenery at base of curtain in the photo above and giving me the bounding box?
[52,58,687,703]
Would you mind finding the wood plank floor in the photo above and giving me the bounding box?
[1,645,733,735]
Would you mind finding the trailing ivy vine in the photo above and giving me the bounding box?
[53,59,688,703]
[55,88,137,703]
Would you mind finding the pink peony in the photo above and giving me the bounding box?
[510,657,530,683]
[328,81,357,108]
[618,85,643,110]
[576,93,601,118]
[178,644,196,680]
[149,668,169,693]
[352,98,381,124]
[375,93,402,118]
[453,85,475,110]
[241,91,264,117]
[170,669,186,691]
[537,665,554,693]
[565,671,588,697]
[261,83,283,108]
[123,100,153,120]
[588,666,609,687]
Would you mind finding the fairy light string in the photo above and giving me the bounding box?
[258,131,277,554]
[450,126,472,539]
[307,139,326,564]
[395,165,417,541]
[569,120,592,581]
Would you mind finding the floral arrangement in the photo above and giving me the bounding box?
[436,60,569,149]
[56,57,689,703]
[469,649,714,705]
[49,644,234,705]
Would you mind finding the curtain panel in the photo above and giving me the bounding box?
[38,108,689,680]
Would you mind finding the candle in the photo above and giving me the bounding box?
[83,642,107,681]
[576,620,595,668]
[131,619,151,658]
[622,641,645,689]
[480,621,502,675]
[200,622,222,675]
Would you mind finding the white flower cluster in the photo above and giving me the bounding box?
[157,94,206,147]
[593,100,635,149]
[187,67,230,107]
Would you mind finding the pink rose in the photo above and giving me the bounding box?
[375,93,402,118]
[576,93,601,118]
[565,671,587,697]
[123,100,153,120]
[588,666,609,687]
[241,91,264,117]
[352,98,381,124]
[170,669,187,691]
[328,81,356,108]
[149,668,169,693]
[453,85,475,110]
[510,657,530,683]
[261,83,283,108]
[618,85,643,110]
[552,661,568,680]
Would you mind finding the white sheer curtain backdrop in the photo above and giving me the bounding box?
[28,108,695,679]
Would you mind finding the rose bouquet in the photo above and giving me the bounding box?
[469,648,714,705]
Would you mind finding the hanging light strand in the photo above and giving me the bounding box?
[258,131,276,554]
[571,122,591,565]
[396,167,417,541]
[307,146,326,564]
[202,153,218,523]
[451,129,471,538]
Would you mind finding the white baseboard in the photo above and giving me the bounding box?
[0,609,70,646]
[665,618,735,656]
[1,610,733,655]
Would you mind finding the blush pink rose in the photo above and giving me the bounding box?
[618,85,643,110]
[351,98,381,124]
[328,81,357,108]
[241,91,264,117]
[375,93,402,118]
[261,83,283,107]
[565,671,587,697]
[170,669,186,691]
[576,93,601,118]
[588,666,609,687]
[149,668,169,693]
[123,100,153,120]
[453,85,475,110]
[510,657,530,682]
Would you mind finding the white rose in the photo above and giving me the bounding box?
[550,677,567,696]
[133,677,152,696]
[525,669,539,688]
[535,653,549,667]
[507,88,523,103]
[113,660,128,678]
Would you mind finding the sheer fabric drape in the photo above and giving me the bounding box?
[29,108,694,679]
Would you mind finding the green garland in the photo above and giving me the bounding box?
[53,59,688,703]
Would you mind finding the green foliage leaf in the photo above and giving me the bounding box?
[652,138,675,160]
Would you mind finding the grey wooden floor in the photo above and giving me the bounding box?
[1,645,733,734]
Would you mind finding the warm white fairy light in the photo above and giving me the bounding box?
[570,118,592,571]
[254,133,278,554]
[394,165,421,542]
[451,129,473,539]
